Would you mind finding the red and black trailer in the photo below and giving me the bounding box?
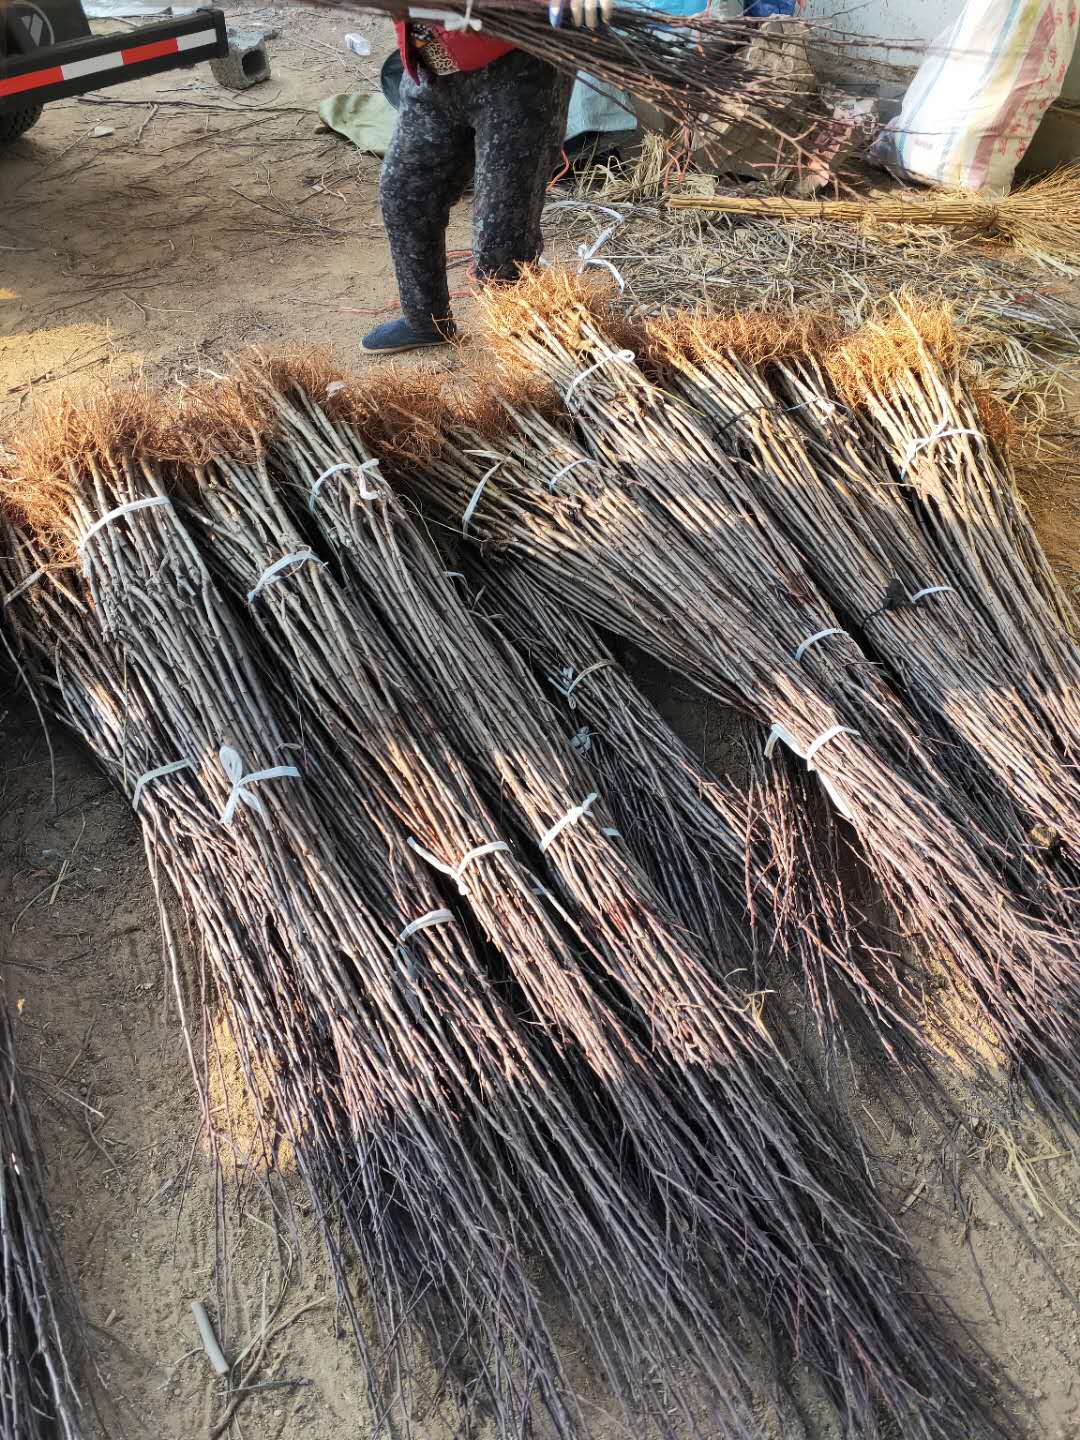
[0,0,227,143]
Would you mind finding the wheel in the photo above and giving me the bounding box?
[0,104,43,144]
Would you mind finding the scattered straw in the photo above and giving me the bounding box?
[668,165,1080,272]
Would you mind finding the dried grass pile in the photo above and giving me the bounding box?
[0,999,83,1440]
[545,160,1080,461]
[0,333,1015,1440]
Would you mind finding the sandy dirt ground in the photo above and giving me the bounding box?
[2,8,1080,1438]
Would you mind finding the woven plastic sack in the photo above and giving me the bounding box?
[870,0,1079,193]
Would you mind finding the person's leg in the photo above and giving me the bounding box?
[468,52,574,283]
[373,71,474,345]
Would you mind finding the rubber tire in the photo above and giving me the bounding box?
[0,104,43,144]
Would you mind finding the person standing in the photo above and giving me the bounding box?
[363,0,611,354]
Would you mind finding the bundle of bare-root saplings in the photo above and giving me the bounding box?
[0,996,83,1440]
[375,273,1080,1123]
[7,267,1075,1437]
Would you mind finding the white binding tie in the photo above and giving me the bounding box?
[407,837,511,895]
[219,745,300,825]
[247,551,323,605]
[564,350,636,409]
[538,793,598,853]
[899,420,983,477]
[398,909,455,945]
[77,496,173,557]
[132,757,194,813]
[764,723,858,821]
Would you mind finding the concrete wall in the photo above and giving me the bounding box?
[803,0,959,47]
[803,0,1079,99]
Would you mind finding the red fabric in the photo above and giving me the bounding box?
[395,19,515,81]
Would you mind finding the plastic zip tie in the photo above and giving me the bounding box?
[398,909,454,945]
[804,723,858,769]
[77,495,172,555]
[132,757,193,813]
[309,463,352,511]
[538,792,598,853]
[553,657,618,709]
[564,349,635,408]
[548,457,593,492]
[309,459,382,512]
[909,584,955,604]
[764,723,857,821]
[570,726,592,753]
[794,628,845,662]
[408,836,510,894]
[462,458,505,537]
[576,223,626,291]
[219,745,300,825]
[899,422,983,477]
[247,551,323,605]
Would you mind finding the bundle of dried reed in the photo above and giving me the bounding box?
[669,165,1080,269]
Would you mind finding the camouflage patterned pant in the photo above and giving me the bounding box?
[379,50,573,332]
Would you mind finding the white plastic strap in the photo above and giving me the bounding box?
[909,584,955,605]
[547,200,626,224]
[247,550,323,605]
[310,463,351,510]
[77,495,172,555]
[787,396,842,421]
[462,458,505,536]
[310,459,382,512]
[407,836,510,895]
[601,827,622,839]
[576,223,626,291]
[538,792,598,853]
[564,350,636,408]
[407,5,481,28]
[219,745,300,825]
[548,457,593,492]
[132,757,193,813]
[764,723,858,821]
[794,628,845,662]
[554,658,617,709]
[804,723,858,768]
[2,567,45,607]
[564,658,617,704]
[398,909,454,945]
[899,421,983,476]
